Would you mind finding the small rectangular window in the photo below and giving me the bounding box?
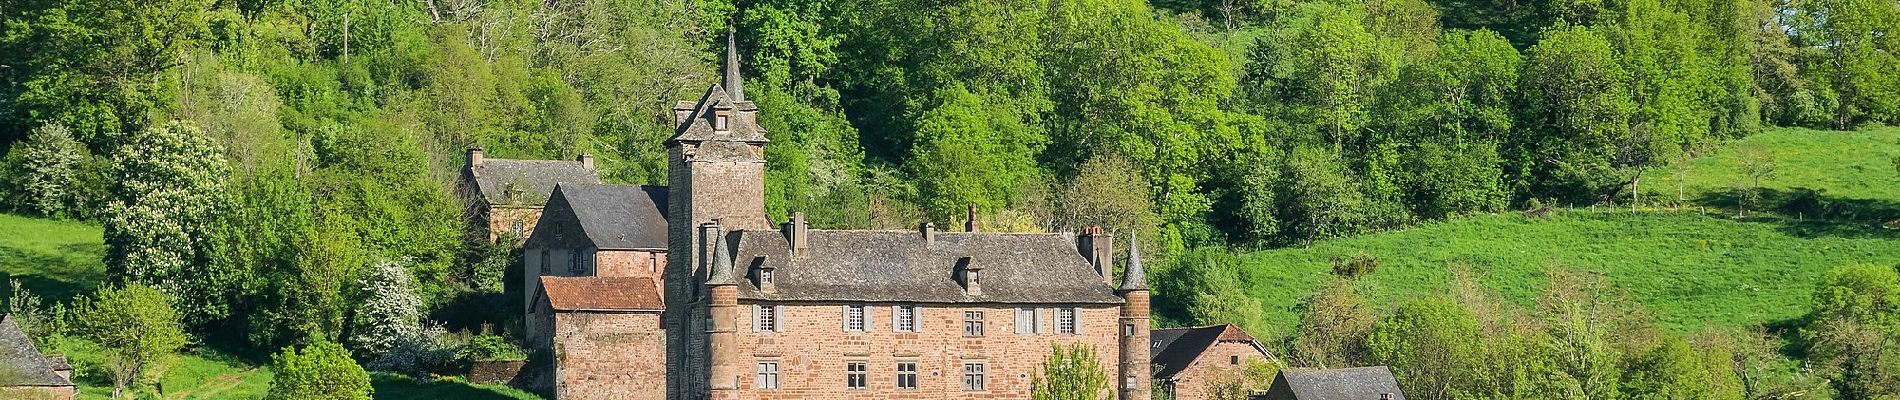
[896,362,918,389]
[1057,308,1077,334]
[756,362,779,389]
[964,311,985,336]
[716,115,730,130]
[757,305,778,332]
[847,362,867,389]
[962,362,986,391]
[894,305,918,332]
[1230,355,1240,365]
[845,305,866,332]
[1125,376,1139,389]
[1123,323,1135,337]
[760,269,774,283]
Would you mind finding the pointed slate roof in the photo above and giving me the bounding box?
[466,158,601,206]
[705,226,738,285]
[1150,324,1269,380]
[0,316,72,387]
[1120,235,1147,290]
[1263,366,1406,400]
[721,229,1123,304]
[669,85,767,146]
[524,184,669,250]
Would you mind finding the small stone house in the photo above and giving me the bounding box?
[520,183,669,315]
[1150,324,1277,400]
[460,148,602,242]
[1256,366,1405,400]
[531,276,666,400]
[0,316,74,400]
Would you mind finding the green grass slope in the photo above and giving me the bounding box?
[0,213,106,301]
[1229,210,1900,337]
[1644,127,1900,220]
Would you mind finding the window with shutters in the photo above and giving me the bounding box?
[896,362,918,389]
[756,362,779,389]
[962,362,986,391]
[846,362,867,389]
[894,305,918,332]
[1015,307,1034,334]
[844,305,866,332]
[756,305,778,332]
[1057,307,1078,334]
[963,311,984,336]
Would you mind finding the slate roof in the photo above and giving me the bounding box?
[669,85,767,145]
[528,184,669,250]
[0,316,72,387]
[539,277,664,311]
[1262,366,1406,400]
[1150,324,1269,379]
[467,158,601,206]
[721,229,1123,304]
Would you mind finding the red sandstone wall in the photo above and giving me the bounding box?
[553,312,667,400]
[728,303,1123,399]
[596,250,666,283]
[1168,341,1271,400]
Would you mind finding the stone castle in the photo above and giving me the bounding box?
[517,33,1155,400]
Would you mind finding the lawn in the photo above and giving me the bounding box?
[53,336,540,400]
[1642,126,1900,220]
[0,213,106,302]
[1224,210,1900,338]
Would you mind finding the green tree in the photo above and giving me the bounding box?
[102,120,232,325]
[1511,25,1635,202]
[1031,343,1109,400]
[351,259,424,355]
[72,284,188,400]
[266,339,373,400]
[1801,264,1900,399]
[1366,299,1486,399]
[2,123,87,218]
[1289,278,1375,368]
[907,85,1048,222]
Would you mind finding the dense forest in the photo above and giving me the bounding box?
[0,0,1896,397]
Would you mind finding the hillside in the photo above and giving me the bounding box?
[1222,127,1900,338]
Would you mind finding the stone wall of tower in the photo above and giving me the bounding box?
[1119,290,1152,400]
[665,138,769,400]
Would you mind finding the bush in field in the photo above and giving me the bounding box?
[267,339,372,400]
[72,284,187,400]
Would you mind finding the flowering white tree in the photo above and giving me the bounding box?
[102,120,231,323]
[351,259,423,355]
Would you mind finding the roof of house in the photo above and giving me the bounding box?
[1266,366,1406,400]
[719,229,1124,304]
[527,184,669,250]
[0,316,73,387]
[1150,324,1269,379]
[467,158,601,206]
[538,277,664,311]
[670,85,767,147]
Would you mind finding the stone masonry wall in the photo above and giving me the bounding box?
[487,206,545,242]
[553,311,667,400]
[597,250,666,282]
[727,302,1122,399]
[1168,341,1271,400]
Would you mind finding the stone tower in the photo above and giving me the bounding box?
[1118,235,1153,400]
[664,28,767,400]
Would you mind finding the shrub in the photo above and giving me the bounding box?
[351,259,423,355]
[71,283,187,399]
[460,334,527,362]
[368,323,458,378]
[267,339,372,400]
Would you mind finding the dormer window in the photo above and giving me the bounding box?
[714,110,732,131]
[755,257,777,293]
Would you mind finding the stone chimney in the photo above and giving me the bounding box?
[780,211,809,255]
[577,153,594,171]
[956,256,982,296]
[467,147,485,168]
[921,222,936,247]
[964,204,978,232]
[1078,226,1113,284]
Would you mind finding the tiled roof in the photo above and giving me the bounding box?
[1266,366,1406,400]
[527,184,669,250]
[0,316,72,387]
[1150,324,1267,379]
[539,277,664,311]
[467,158,601,206]
[722,229,1124,304]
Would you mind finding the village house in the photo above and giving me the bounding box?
[0,316,75,400]
[1256,366,1406,400]
[460,147,602,242]
[519,183,669,314]
[523,33,1155,400]
[1150,324,1277,399]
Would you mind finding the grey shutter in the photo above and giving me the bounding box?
[892,306,901,332]
[774,305,785,332]
[842,305,851,332]
[1036,308,1049,333]
[864,305,873,330]
[1070,308,1081,334]
[1015,309,1029,334]
[751,304,761,332]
